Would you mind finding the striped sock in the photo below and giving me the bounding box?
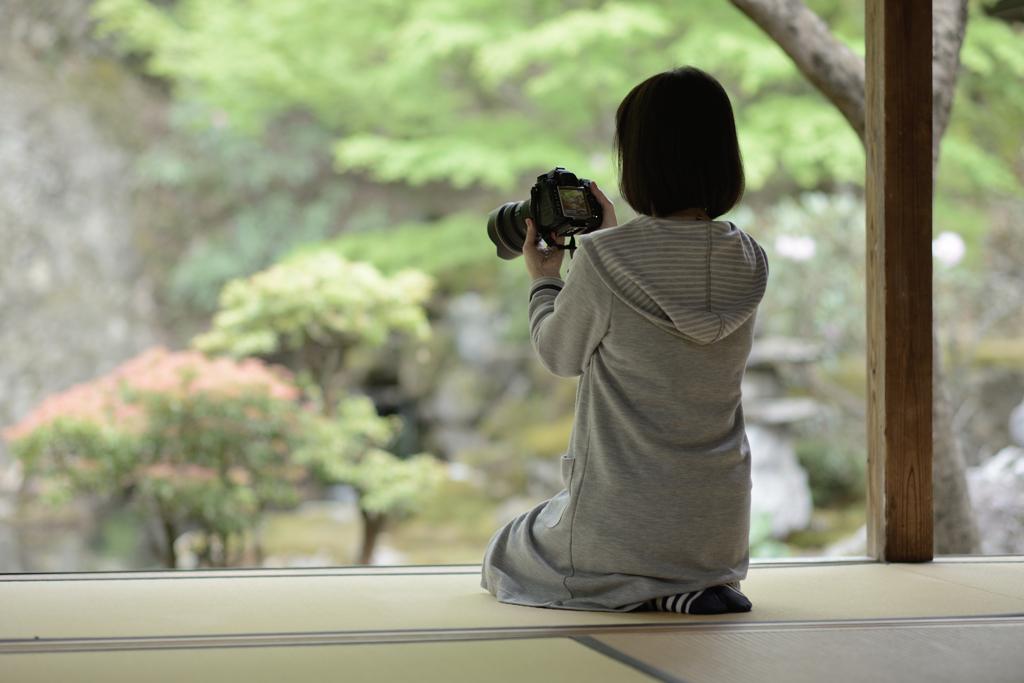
[646,583,752,614]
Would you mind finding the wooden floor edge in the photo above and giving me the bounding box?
[4,614,1023,655]
[0,567,484,582]
[3,555,1020,582]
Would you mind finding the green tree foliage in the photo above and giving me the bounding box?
[138,105,352,315]
[93,0,868,196]
[4,348,307,568]
[194,250,433,413]
[94,0,1022,298]
[194,252,443,563]
[296,396,446,564]
[326,213,489,278]
[946,7,1024,197]
[936,4,1024,249]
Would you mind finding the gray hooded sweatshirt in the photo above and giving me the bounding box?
[480,215,769,612]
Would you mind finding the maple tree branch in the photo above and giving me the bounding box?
[932,0,970,175]
[729,0,867,142]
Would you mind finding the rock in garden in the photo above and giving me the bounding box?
[967,446,1024,554]
[747,423,813,539]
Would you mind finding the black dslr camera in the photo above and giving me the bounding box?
[487,167,603,260]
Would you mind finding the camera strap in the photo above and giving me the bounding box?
[552,234,578,258]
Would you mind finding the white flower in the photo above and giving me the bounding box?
[774,235,817,261]
[932,231,965,267]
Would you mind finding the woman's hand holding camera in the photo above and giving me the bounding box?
[588,181,618,232]
[523,181,617,282]
[524,219,565,281]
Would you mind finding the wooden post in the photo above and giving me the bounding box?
[865,0,934,562]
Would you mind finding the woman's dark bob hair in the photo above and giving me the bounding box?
[615,67,745,219]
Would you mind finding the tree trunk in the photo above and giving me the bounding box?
[931,0,970,174]
[729,0,980,553]
[357,508,387,565]
[932,335,981,552]
[156,514,178,569]
[300,339,346,417]
[928,0,980,554]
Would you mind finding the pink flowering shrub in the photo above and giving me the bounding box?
[4,347,307,568]
[5,347,299,440]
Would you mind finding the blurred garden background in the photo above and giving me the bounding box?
[1,0,1022,571]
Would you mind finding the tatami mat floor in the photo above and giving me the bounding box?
[2,557,1023,682]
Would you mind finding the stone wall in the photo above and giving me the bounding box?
[0,0,164,453]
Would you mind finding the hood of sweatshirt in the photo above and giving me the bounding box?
[581,215,768,345]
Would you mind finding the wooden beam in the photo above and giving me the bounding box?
[865,0,934,562]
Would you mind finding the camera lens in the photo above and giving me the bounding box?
[486,199,531,260]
